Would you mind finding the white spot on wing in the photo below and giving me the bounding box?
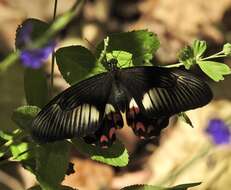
[71,107,78,127]
[148,89,156,103]
[105,104,115,115]
[72,104,99,127]
[142,92,153,110]
[90,106,99,122]
[82,104,90,125]
[129,98,138,108]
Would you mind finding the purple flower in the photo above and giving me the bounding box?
[20,42,55,69]
[17,22,55,69]
[205,119,231,145]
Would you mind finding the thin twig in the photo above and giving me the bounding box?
[50,0,58,98]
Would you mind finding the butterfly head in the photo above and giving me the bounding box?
[107,58,119,71]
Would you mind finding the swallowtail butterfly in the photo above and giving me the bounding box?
[32,59,213,147]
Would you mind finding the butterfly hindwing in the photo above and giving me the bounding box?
[32,72,113,142]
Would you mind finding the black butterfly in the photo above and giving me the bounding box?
[32,60,213,147]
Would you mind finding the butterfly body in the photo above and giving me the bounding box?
[32,64,213,147]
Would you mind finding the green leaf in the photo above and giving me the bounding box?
[15,18,49,49]
[12,105,41,131]
[36,141,70,190]
[223,43,231,56]
[198,61,231,81]
[178,112,194,128]
[56,46,104,85]
[178,46,195,69]
[9,142,30,161]
[24,68,48,108]
[121,185,166,190]
[0,130,13,141]
[96,30,160,66]
[106,51,133,68]
[0,151,4,158]
[170,182,201,190]
[27,185,76,190]
[0,130,21,158]
[22,158,37,174]
[72,139,129,167]
[120,182,201,190]
[192,40,207,58]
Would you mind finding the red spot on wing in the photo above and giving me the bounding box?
[134,107,140,114]
[109,127,116,139]
[127,107,140,118]
[100,135,108,143]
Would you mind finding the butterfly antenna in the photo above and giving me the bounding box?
[84,38,96,51]
[98,36,109,68]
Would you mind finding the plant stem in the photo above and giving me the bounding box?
[0,51,20,73]
[50,0,58,98]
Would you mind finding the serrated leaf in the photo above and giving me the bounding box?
[106,50,133,68]
[96,30,160,66]
[12,106,40,131]
[36,141,70,190]
[72,139,129,167]
[178,46,195,69]
[24,68,48,108]
[16,18,49,49]
[198,61,231,81]
[121,182,201,190]
[56,46,105,85]
[192,40,207,58]
[178,112,194,128]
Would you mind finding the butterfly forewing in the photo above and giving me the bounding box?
[119,66,212,117]
[32,72,113,142]
[118,66,212,138]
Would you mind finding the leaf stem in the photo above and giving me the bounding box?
[201,54,227,61]
[50,0,58,98]
[163,62,184,68]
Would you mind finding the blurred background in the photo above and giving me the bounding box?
[0,0,231,189]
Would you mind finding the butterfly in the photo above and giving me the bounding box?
[32,59,213,148]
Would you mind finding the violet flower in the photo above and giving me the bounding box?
[205,119,231,145]
[17,23,55,69]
